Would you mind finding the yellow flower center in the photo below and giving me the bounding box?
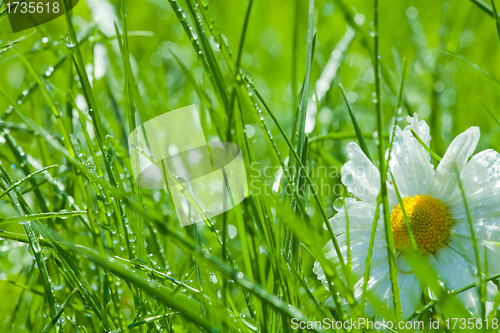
[391,195,453,254]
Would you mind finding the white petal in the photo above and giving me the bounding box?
[450,219,500,243]
[429,245,492,316]
[430,127,480,202]
[342,142,381,204]
[429,245,475,290]
[389,121,434,197]
[329,199,380,234]
[448,149,500,220]
[408,113,431,147]
[448,236,500,276]
[361,254,422,319]
[398,270,422,319]
[323,231,387,278]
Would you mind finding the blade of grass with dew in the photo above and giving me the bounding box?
[12,46,76,158]
[1,53,71,120]
[0,164,59,325]
[195,0,235,72]
[61,2,129,224]
[373,0,402,321]
[114,12,147,321]
[243,75,347,277]
[358,56,407,314]
[40,288,78,333]
[185,0,229,108]
[170,51,225,134]
[3,132,50,212]
[239,80,309,219]
[0,211,87,224]
[166,0,228,108]
[0,230,203,298]
[6,182,115,330]
[117,1,145,259]
[0,165,58,200]
[0,30,36,52]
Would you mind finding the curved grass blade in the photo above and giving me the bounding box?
[0,30,36,53]
[410,128,442,162]
[478,96,500,128]
[0,164,59,323]
[442,49,500,89]
[469,0,500,18]
[0,165,58,200]
[0,211,87,224]
[40,288,78,333]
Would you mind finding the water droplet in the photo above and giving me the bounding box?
[333,198,344,211]
[85,163,95,173]
[77,153,88,163]
[70,136,81,153]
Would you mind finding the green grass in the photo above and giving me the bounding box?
[0,0,500,332]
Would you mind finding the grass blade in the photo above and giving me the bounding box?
[40,288,78,333]
[340,83,372,162]
[373,0,402,320]
[410,128,442,162]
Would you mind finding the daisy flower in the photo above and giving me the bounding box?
[314,115,500,319]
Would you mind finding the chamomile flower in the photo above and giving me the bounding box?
[314,115,500,319]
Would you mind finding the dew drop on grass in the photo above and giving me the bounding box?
[105,203,114,217]
[105,153,113,164]
[369,21,375,37]
[27,243,51,260]
[85,163,95,173]
[70,135,81,153]
[77,153,88,163]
